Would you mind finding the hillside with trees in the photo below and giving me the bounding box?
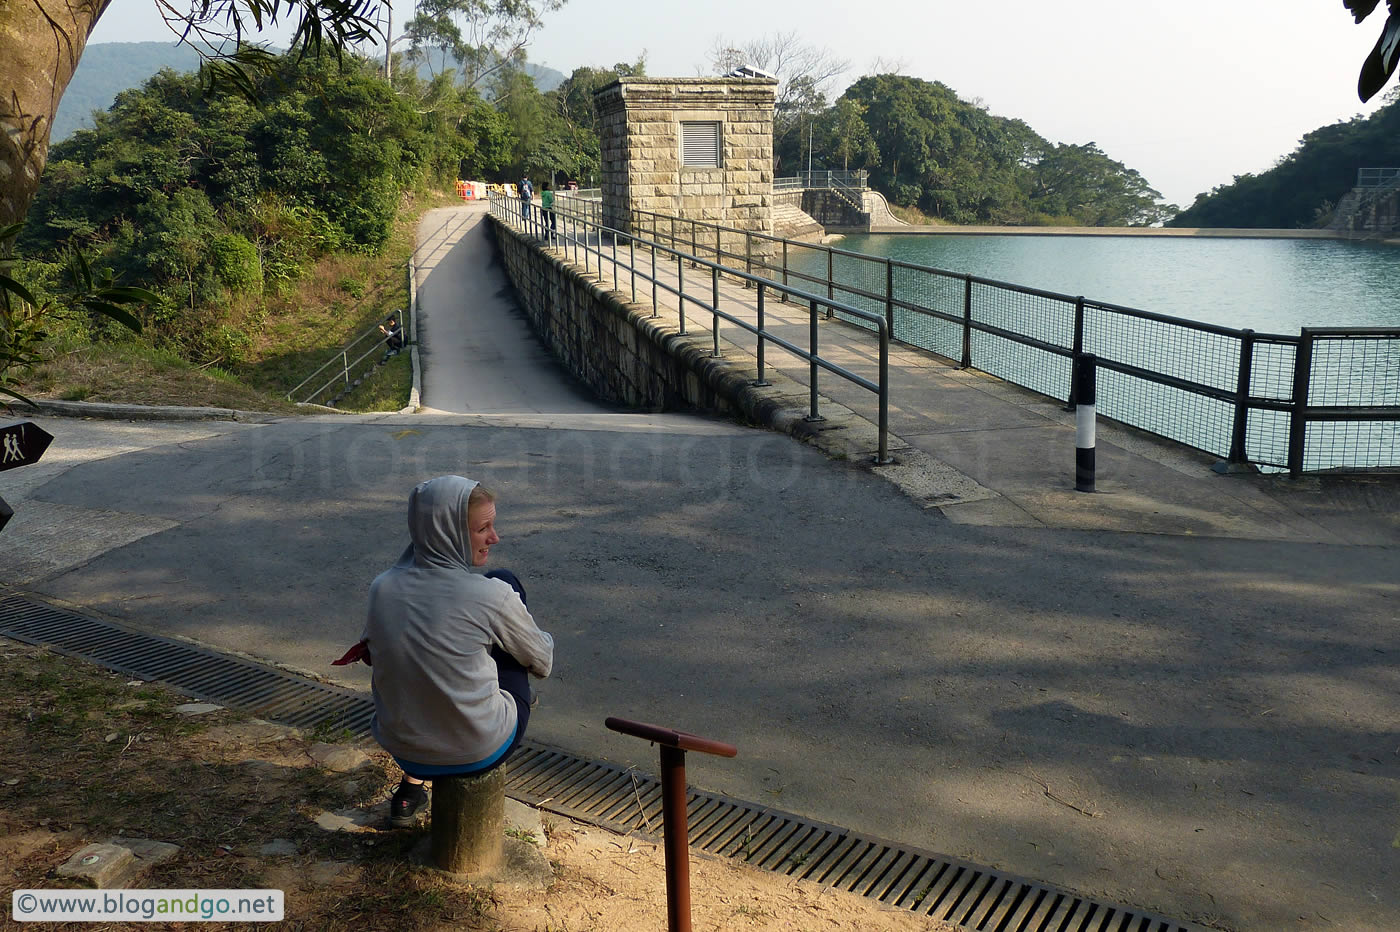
[705,39,1175,227]
[51,42,566,144]
[52,42,204,143]
[14,45,639,381]
[799,74,1175,226]
[1169,88,1400,228]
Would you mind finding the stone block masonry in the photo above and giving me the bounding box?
[490,217,752,414]
[595,77,777,251]
[488,216,894,469]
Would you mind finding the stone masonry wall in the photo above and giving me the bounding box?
[490,215,760,414]
[596,77,777,258]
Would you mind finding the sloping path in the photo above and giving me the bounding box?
[414,204,602,416]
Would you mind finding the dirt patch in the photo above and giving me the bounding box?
[0,640,955,931]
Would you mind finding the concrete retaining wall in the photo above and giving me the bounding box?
[802,190,870,230]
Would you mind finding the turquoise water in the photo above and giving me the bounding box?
[775,232,1399,470]
[823,234,1400,334]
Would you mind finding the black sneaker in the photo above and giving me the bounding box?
[388,782,429,828]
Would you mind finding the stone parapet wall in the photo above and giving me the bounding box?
[491,215,752,413]
[488,214,889,465]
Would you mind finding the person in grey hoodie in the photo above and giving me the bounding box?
[355,475,554,827]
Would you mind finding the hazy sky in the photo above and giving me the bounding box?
[89,0,1391,207]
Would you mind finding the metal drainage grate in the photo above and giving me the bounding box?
[0,596,1203,932]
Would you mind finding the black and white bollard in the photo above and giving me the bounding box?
[1074,354,1096,492]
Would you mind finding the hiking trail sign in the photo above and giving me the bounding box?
[0,420,54,534]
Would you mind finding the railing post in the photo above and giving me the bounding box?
[745,231,753,286]
[754,284,770,386]
[960,275,973,369]
[885,258,895,338]
[630,236,637,303]
[876,322,892,465]
[826,249,834,319]
[1067,296,1086,408]
[1228,329,1256,466]
[1287,330,1314,477]
[781,240,790,302]
[715,225,721,271]
[711,267,721,357]
[604,718,737,932]
[677,254,686,335]
[343,351,349,392]
[612,233,618,286]
[805,299,824,422]
[651,246,658,318]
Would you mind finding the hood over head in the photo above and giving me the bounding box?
[405,475,480,571]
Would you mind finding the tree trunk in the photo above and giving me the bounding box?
[0,0,112,231]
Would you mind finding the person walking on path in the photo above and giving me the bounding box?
[334,476,554,828]
[519,176,533,223]
[540,182,556,241]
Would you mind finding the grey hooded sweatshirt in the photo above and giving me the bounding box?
[363,475,553,767]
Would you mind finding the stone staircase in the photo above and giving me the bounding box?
[1327,171,1400,235]
[325,350,399,408]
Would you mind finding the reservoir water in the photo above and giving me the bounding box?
[821,234,1400,334]
[776,231,1399,472]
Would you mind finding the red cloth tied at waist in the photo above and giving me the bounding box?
[332,640,372,666]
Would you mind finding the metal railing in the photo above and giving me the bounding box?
[555,187,602,201]
[774,170,869,192]
[500,196,1400,476]
[285,316,402,406]
[1356,168,1400,187]
[491,193,893,464]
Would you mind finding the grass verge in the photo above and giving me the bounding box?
[15,190,460,413]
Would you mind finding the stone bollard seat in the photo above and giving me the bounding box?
[429,768,505,876]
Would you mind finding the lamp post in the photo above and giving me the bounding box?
[807,119,813,183]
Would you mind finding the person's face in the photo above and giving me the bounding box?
[467,502,499,566]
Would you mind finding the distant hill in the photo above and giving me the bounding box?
[522,62,565,92]
[54,42,202,142]
[1169,92,1400,228]
[53,42,566,143]
[406,51,564,91]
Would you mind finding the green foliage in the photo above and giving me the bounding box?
[22,48,451,364]
[1,224,150,404]
[210,234,263,294]
[1347,0,1400,102]
[831,74,1174,226]
[52,43,204,143]
[1169,88,1400,228]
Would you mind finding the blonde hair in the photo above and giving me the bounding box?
[468,484,495,511]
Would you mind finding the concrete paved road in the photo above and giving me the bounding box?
[2,207,1396,931]
[414,204,602,415]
